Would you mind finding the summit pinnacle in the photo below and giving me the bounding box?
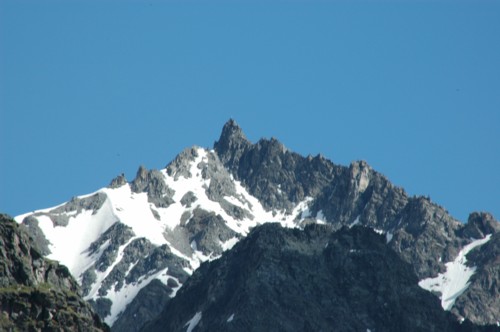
[213,119,251,171]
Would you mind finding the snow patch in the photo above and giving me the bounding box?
[185,312,202,332]
[300,207,312,219]
[315,210,327,224]
[163,276,182,298]
[227,313,235,322]
[386,232,393,244]
[220,237,239,251]
[155,270,182,297]
[418,234,492,311]
[349,216,360,228]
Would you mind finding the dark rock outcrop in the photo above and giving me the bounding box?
[131,166,175,208]
[0,214,109,331]
[109,173,127,189]
[20,216,51,256]
[183,208,240,257]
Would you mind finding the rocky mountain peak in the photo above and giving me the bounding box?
[217,119,248,145]
[213,119,251,171]
[12,120,500,330]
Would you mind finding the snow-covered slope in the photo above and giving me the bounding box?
[15,147,318,326]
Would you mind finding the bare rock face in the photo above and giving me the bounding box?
[0,214,109,331]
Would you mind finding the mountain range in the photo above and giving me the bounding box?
[9,119,500,331]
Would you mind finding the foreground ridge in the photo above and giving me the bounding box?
[143,224,498,332]
[0,214,109,331]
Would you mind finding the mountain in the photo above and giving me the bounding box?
[142,223,496,332]
[14,119,500,330]
[0,214,109,331]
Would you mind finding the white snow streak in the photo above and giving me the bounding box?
[220,237,239,251]
[418,234,492,311]
[315,209,327,224]
[349,216,360,228]
[385,232,393,244]
[185,312,202,332]
[84,236,139,301]
[104,266,171,326]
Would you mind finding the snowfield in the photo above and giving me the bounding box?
[418,234,492,311]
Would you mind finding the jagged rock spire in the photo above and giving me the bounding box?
[108,173,127,189]
[213,119,251,171]
[214,119,249,150]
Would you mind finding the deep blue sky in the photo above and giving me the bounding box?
[1,1,499,222]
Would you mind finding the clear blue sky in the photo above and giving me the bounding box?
[1,1,499,222]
